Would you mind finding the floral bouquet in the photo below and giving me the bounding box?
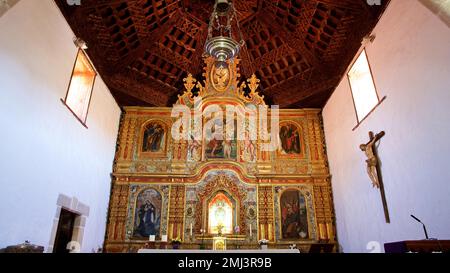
[171,237,182,244]
[258,239,269,250]
[171,237,182,249]
[234,225,241,234]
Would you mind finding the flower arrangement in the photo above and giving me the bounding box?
[258,239,269,250]
[171,237,182,249]
[171,238,182,244]
[234,225,241,234]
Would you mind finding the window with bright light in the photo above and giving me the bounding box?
[347,49,380,123]
[63,50,96,126]
[208,192,233,235]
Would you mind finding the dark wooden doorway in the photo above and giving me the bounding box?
[53,209,78,253]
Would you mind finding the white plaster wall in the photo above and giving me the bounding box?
[323,0,450,253]
[0,0,121,252]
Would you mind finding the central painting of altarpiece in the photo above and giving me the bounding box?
[105,58,336,252]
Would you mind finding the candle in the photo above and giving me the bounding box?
[249,224,252,237]
[190,223,193,236]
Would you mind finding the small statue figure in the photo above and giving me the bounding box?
[243,131,256,162]
[217,224,224,237]
[188,134,201,161]
[360,131,385,188]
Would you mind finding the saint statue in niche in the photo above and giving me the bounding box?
[142,122,165,153]
[280,190,309,240]
[134,189,162,238]
[279,124,302,155]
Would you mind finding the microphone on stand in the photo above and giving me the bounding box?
[410,215,429,240]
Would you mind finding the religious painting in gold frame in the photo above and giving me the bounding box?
[138,120,168,158]
[203,109,238,161]
[132,187,163,239]
[277,188,312,241]
[277,121,305,159]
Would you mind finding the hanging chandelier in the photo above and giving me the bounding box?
[204,0,245,66]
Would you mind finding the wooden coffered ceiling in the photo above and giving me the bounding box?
[56,0,389,108]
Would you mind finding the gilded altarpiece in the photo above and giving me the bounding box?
[105,58,336,252]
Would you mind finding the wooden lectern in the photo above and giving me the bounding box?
[384,240,450,253]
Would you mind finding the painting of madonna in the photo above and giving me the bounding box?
[134,188,162,238]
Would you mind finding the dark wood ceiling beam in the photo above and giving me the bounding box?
[273,76,341,107]
[239,46,256,77]
[314,0,365,12]
[127,0,153,40]
[257,7,323,72]
[152,43,192,72]
[236,22,257,76]
[143,13,205,75]
[357,0,374,16]
[111,9,184,74]
[181,0,190,10]
[107,74,171,106]
[61,2,124,72]
[190,27,208,75]
[72,0,129,10]
[252,43,294,72]
[55,0,389,108]
[256,0,264,12]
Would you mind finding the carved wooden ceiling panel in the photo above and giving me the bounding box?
[56,0,389,108]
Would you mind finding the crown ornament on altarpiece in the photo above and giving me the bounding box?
[176,57,266,108]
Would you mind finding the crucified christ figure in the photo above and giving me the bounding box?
[360,131,385,188]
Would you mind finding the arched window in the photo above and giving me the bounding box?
[208,192,233,234]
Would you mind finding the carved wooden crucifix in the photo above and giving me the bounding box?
[360,131,390,223]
